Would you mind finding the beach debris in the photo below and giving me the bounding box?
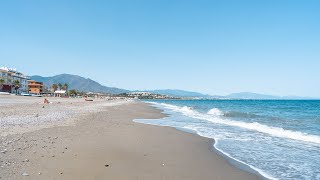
[162,163,165,166]
[0,150,7,154]
[38,172,41,175]
[21,172,29,176]
[64,146,68,149]
[105,164,109,167]
[54,137,58,139]
[60,172,63,175]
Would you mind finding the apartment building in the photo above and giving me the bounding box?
[28,80,44,94]
[0,67,29,94]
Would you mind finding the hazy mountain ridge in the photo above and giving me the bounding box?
[30,74,317,99]
[30,74,129,94]
[225,92,316,100]
[226,92,278,99]
[144,90,316,99]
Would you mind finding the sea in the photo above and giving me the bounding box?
[134,100,320,180]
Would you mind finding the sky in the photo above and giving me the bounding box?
[1,0,319,97]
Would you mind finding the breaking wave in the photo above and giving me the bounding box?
[154,102,320,145]
[207,108,223,116]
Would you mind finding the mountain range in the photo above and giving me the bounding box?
[142,91,314,99]
[30,74,129,94]
[223,92,314,100]
[30,74,316,99]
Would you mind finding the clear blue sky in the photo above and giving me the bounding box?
[1,0,319,97]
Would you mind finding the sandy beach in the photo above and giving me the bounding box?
[0,95,260,180]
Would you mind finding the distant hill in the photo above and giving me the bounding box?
[29,74,316,99]
[225,92,278,99]
[140,89,212,97]
[30,74,129,94]
[225,92,314,100]
[141,90,315,99]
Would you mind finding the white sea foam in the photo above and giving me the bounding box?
[154,102,320,145]
[207,108,223,116]
[159,103,196,116]
[180,125,276,179]
[213,140,277,180]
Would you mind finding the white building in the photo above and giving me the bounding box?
[0,67,29,94]
[54,90,67,97]
[128,92,152,96]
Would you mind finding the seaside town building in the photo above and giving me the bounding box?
[28,80,44,94]
[0,67,29,94]
[123,92,175,99]
[129,92,153,96]
[54,90,67,97]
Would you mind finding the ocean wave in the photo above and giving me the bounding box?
[207,108,223,116]
[223,111,260,118]
[153,102,320,145]
[207,108,260,118]
[159,103,196,115]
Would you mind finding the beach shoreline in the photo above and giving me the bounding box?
[135,102,268,180]
[0,95,260,179]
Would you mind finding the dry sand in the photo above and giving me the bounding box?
[0,95,261,180]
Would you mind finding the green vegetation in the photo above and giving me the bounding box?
[52,84,58,91]
[69,89,77,96]
[58,83,63,90]
[0,79,4,91]
[64,83,69,92]
[13,80,20,94]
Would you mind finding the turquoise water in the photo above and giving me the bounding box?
[134,100,320,180]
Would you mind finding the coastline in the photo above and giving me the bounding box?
[135,102,269,180]
[0,96,260,179]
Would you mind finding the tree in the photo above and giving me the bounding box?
[64,83,69,92]
[0,79,4,92]
[52,84,58,92]
[58,83,63,90]
[13,80,20,95]
[69,89,77,96]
